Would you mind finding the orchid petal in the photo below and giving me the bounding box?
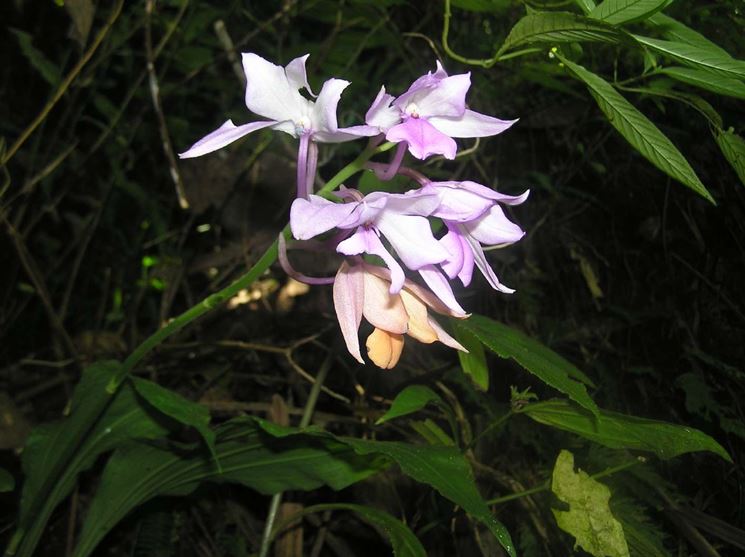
[433,181,530,205]
[362,272,408,334]
[428,109,517,138]
[423,183,493,222]
[386,118,457,160]
[402,73,471,119]
[333,262,365,364]
[337,229,406,293]
[310,78,350,136]
[290,196,361,240]
[179,119,276,159]
[439,229,466,280]
[399,289,439,344]
[366,328,405,369]
[285,54,315,97]
[465,233,515,293]
[242,53,309,124]
[427,317,467,351]
[366,190,441,217]
[463,205,525,245]
[365,86,400,131]
[376,213,450,270]
[417,265,467,315]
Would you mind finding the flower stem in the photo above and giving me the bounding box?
[109,140,394,390]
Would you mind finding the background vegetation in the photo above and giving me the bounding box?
[1,1,743,556]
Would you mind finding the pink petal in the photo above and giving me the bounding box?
[290,196,361,240]
[439,229,465,281]
[423,183,492,222]
[361,271,408,334]
[366,190,441,217]
[376,213,450,270]
[417,265,467,316]
[333,262,365,364]
[386,118,457,160]
[179,119,276,159]
[438,181,530,205]
[464,233,515,294]
[285,54,315,97]
[310,78,351,141]
[365,86,401,131]
[428,109,517,138]
[242,53,309,123]
[410,73,471,118]
[337,229,407,293]
[428,317,468,351]
[463,205,525,245]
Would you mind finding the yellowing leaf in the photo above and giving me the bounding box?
[552,450,630,557]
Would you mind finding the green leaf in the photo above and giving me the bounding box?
[131,377,219,468]
[292,504,426,557]
[521,399,732,461]
[72,418,385,557]
[8,28,61,87]
[343,438,515,556]
[9,362,171,557]
[589,0,671,25]
[450,0,511,13]
[0,468,14,493]
[552,450,630,557]
[660,67,745,100]
[715,128,745,187]
[633,35,745,81]
[647,13,729,56]
[501,12,623,53]
[453,324,489,390]
[410,419,456,446]
[574,0,597,14]
[376,385,444,425]
[556,53,714,203]
[457,314,599,417]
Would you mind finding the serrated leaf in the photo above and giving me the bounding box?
[132,377,219,468]
[521,399,732,461]
[647,13,729,56]
[552,450,630,557]
[8,28,61,87]
[589,0,671,25]
[376,385,443,425]
[456,314,599,417]
[556,53,714,202]
[9,362,171,557]
[633,35,745,81]
[72,419,385,557]
[660,67,745,100]
[502,12,623,53]
[296,504,426,557]
[453,324,489,390]
[715,129,745,187]
[0,468,14,493]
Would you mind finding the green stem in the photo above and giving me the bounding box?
[257,347,335,557]
[485,456,645,506]
[110,140,394,390]
[466,410,513,450]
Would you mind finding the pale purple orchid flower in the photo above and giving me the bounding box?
[290,187,466,315]
[420,180,529,292]
[333,261,466,368]
[358,62,517,162]
[179,53,362,198]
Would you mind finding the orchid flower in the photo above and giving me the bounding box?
[179,53,362,198]
[333,261,466,368]
[290,187,466,314]
[422,180,529,292]
[359,62,517,162]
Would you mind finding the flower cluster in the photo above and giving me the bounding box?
[181,53,528,369]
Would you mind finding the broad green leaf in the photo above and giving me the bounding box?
[376,385,443,425]
[8,28,61,87]
[521,399,732,461]
[715,128,745,187]
[556,53,714,203]
[453,323,489,390]
[574,0,597,14]
[292,504,426,557]
[660,67,745,100]
[456,314,599,417]
[72,419,385,557]
[552,450,630,557]
[132,377,218,467]
[633,35,745,81]
[410,419,456,446]
[450,0,511,12]
[501,12,623,53]
[9,362,171,557]
[647,13,729,56]
[343,437,515,556]
[0,468,14,492]
[589,0,671,25]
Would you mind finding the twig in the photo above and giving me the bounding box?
[213,20,245,86]
[145,0,188,209]
[1,0,125,166]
